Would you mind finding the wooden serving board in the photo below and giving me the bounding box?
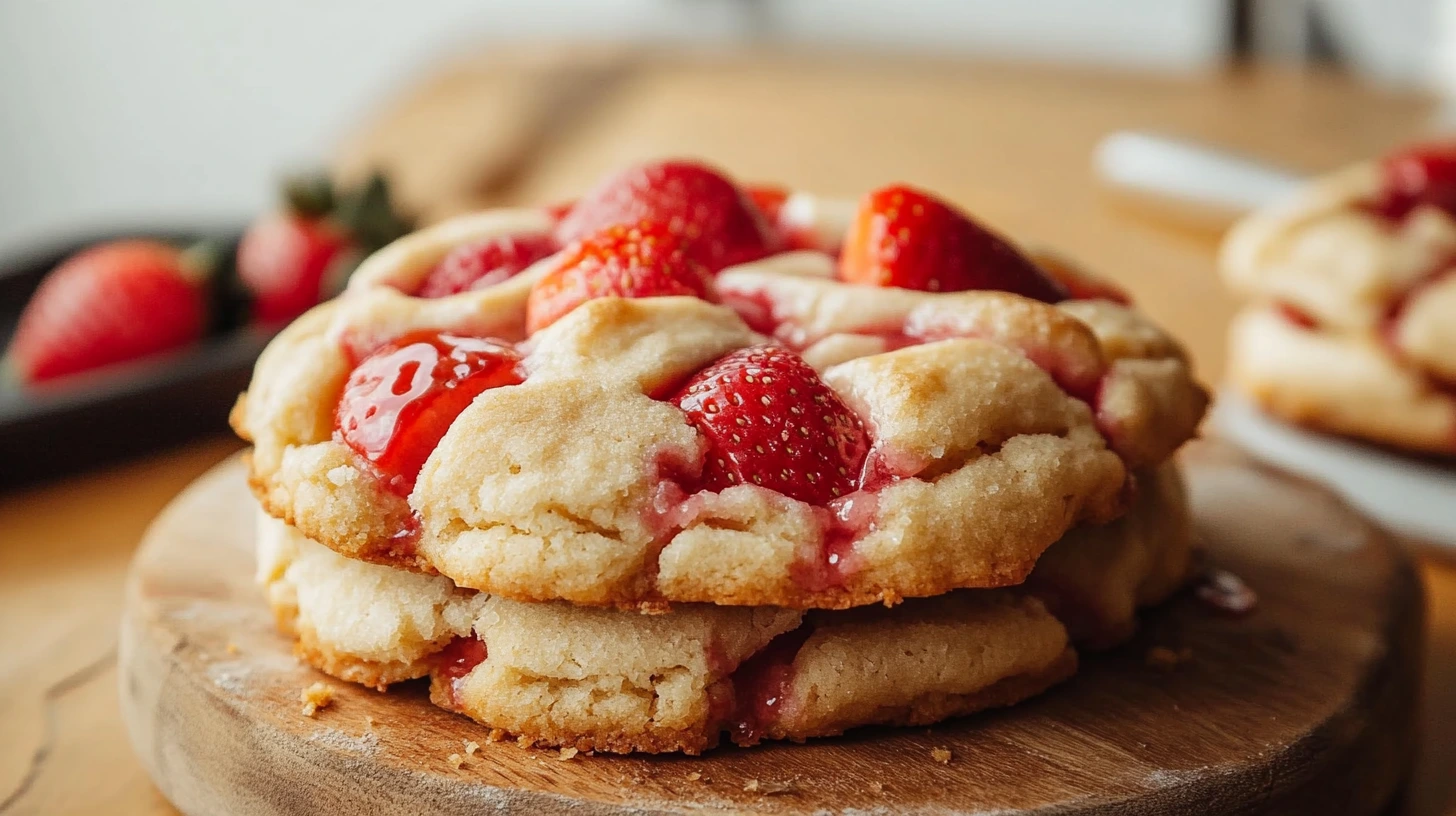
[119,442,1422,815]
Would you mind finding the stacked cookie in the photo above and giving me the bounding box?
[235,160,1208,754]
[1221,142,1456,455]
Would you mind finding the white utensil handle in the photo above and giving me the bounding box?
[1094,131,1305,213]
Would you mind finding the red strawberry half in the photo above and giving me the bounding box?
[556,159,778,270]
[335,331,523,493]
[840,184,1067,302]
[416,233,558,298]
[1373,142,1456,220]
[6,240,207,383]
[670,345,869,506]
[526,221,714,333]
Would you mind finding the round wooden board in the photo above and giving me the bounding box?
[119,441,1423,816]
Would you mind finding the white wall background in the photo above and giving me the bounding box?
[0,0,1436,254]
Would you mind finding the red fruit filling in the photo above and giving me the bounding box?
[433,635,487,708]
[1274,301,1320,331]
[526,221,715,333]
[669,345,870,506]
[335,331,524,494]
[415,233,557,298]
[1369,142,1456,221]
[839,184,1068,303]
[790,492,878,592]
[727,624,814,745]
[556,159,778,271]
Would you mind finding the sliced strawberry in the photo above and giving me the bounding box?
[415,233,557,298]
[1033,252,1131,304]
[335,331,523,493]
[670,345,869,506]
[746,185,789,223]
[556,159,777,270]
[238,213,355,323]
[6,240,207,383]
[1372,142,1456,220]
[840,184,1068,302]
[526,221,714,333]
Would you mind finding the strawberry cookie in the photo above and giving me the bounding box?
[1221,142,1456,454]
[234,160,1206,610]
[258,513,1097,754]
[257,449,1188,753]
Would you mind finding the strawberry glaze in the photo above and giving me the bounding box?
[335,332,524,494]
[433,635,487,708]
[1273,301,1320,331]
[728,624,815,744]
[788,492,879,591]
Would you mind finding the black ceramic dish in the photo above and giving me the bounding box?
[0,228,266,488]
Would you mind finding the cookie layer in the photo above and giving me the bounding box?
[236,195,1206,609]
[1227,305,1456,454]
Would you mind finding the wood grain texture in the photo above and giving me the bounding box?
[116,442,1419,816]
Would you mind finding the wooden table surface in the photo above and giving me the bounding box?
[2,51,1454,815]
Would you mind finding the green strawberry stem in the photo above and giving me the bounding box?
[283,173,337,219]
[332,173,413,253]
[178,237,228,285]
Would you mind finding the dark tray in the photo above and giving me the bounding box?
[0,228,269,488]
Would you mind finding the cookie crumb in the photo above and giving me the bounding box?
[744,779,760,793]
[464,740,479,756]
[225,642,239,655]
[1145,646,1194,671]
[870,781,885,793]
[516,735,534,749]
[931,747,953,764]
[299,682,334,717]
[1196,568,1258,616]
[686,772,701,782]
[364,715,376,728]
[485,728,506,743]
[447,753,465,769]
[558,747,579,761]
[760,779,798,796]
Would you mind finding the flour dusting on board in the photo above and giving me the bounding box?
[308,727,381,756]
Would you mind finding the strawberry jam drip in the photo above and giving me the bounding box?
[729,624,814,745]
[335,331,524,494]
[790,492,878,592]
[433,635,487,708]
[1274,301,1319,331]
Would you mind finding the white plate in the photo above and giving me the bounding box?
[1211,390,1456,546]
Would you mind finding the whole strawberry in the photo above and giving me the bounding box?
[840,184,1068,302]
[556,160,778,271]
[238,173,410,323]
[526,221,714,333]
[671,345,869,505]
[237,212,353,323]
[6,240,207,382]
